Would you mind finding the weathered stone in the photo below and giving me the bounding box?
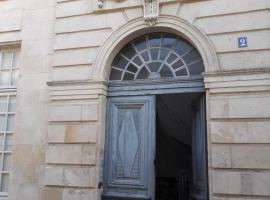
[212,197,266,200]
[44,166,96,188]
[46,144,96,165]
[179,0,268,22]
[48,105,82,122]
[210,95,270,119]
[44,187,63,200]
[46,144,83,164]
[124,7,143,21]
[63,189,97,200]
[52,47,98,67]
[48,103,99,122]
[209,30,270,53]
[211,121,270,143]
[55,14,109,34]
[51,65,92,81]
[82,145,97,165]
[211,145,231,168]
[54,29,112,50]
[64,124,98,143]
[0,31,21,43]
[47,125,66,143]
[211,144,270,169]
[48,124,98,144]
[81,104,99,121]
[160,2,179,15]
[43,166,63,186]
[62,167,96,187]
[0,8,22,32]
[231,145,270,169]
[56,0,94,18]
[195,10,269,35]
[218,50,270,71]
[213,171,270,196]
[22,19,54,40]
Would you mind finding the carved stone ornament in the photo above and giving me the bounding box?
[97,0,159,25]
[97,0,103,8]
[143,0,159,25]
[97,0,126,9]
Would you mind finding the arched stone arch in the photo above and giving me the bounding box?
[92,15,220,81]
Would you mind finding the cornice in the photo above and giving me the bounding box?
[47,80,107,86]
[47,80,108,101]
[204,68,270,93]
[204,68,270,77]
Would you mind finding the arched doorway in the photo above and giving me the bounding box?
[102,33,208,200]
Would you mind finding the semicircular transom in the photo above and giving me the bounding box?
[109,33,205,82]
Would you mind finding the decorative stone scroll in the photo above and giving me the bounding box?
[97,0,103,8]
[97,0,160,25]
[143,0,159,25]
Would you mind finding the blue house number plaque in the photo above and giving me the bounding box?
[238,37,248,48]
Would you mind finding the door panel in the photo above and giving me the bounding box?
[103,96,155,200]
[191,94,208,200]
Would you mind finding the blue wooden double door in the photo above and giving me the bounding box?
[103,94,207,200]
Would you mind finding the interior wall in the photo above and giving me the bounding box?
[156,93,200,178]
[157,93,200,146]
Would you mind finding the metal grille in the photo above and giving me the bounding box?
[179,171,190,200]
[109,33,204,81]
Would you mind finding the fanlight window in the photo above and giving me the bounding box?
[109,33,204,81]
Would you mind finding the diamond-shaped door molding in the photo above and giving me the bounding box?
[118,111,139,177]
[104,96,155,199]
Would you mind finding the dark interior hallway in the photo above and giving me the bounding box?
[155,93,200,200]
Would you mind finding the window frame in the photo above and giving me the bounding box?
[0,46,19,198]
[109,33,204,82]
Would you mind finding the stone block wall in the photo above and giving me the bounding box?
[205,71,270,199]
[44,96,103,199]
[0,0,269,199]
[0,0,55,200]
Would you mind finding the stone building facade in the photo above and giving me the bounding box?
[0,0,270,199]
